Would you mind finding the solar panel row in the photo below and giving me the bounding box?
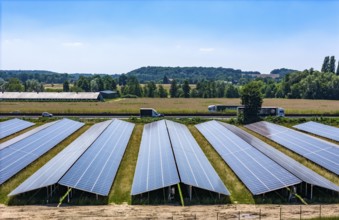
[9,120,112,196]
[0,118,35,139]
[245,121,339,175]
[195,120,301,195]
[131,120,180,195]
[293,121,339,142]
[0,121,58,151]
[132,120,229,196]
[219,122,339,193]
[59,119,135,196]
[0,118,84,185]
[9,119,134,197]
[166,120,230,195]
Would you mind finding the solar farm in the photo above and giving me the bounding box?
[0,117,338,207]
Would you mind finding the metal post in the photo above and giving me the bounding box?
[319,205,321,219]
[310,185,313,200]
[238,211,240,220]
[67,187,70,203]
[305,183,308,196]
[217,212,218,220]
[189,185,192,201]
[96,194,98,200]
[300,205,302,220]
[280,206,282,220]
[259,209,261,220]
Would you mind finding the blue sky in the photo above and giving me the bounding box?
[1,0,339,74]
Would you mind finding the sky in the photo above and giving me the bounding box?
[1,0,339,74]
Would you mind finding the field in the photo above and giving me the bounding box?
[1,204,339,219]
[1,98,339,114]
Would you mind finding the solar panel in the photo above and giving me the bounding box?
[293,121,339,142]
[9,120,112,196]
[59,119,135,196]
[0,121,58,151]
[195,120,301,195]
[0,118,35,139]
[166,120,230,195]
[245,121,339,175]
[219,122,339,193]
[131,120,180,196]
[0,119,84,185]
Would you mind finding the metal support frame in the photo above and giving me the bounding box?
[189,185,192,201]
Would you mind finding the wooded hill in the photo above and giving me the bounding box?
[0,67,296,84]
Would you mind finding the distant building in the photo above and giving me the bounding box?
[0,92,103,101]
[99,90,118,99]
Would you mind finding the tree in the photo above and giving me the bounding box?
[24,79,43,92]
[163,75,170,84]
[182,80,190,98]
[158,85,168,98]
[77,76,90,92]
[146,81,157,97]
[321,56,330,72]
[240,81,263,124]
[6,78,24,92]
[123,76,142,97]
[119,74,127,86]
[63,80,70,92]
[169,79,178,98]
[337,61,339,76]
[225,84,239,98]
[90,79,99,92]
[329,56,336,73]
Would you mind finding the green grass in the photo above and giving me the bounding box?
[188,125,255,204]
[0,125,90,205]
[108,124,143,204]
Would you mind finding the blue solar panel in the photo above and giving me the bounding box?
[220,122,339,193]
[0,119,84,185]
[246,121,339,175]
[196,120,301,195]
[0,118,35,139]
[131,120,180,196]
[294,121,339,142]
[59,119,135,196]
[9,120,112,196]
[0,121,58,151]
[166,120,230,195]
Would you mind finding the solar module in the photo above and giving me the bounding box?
[219,122,339,193]
[196,120,301,195]
[293,121,339,142]
[0,119,84,185]
[245,121,339,175]
[9,120,112,196]
[0,121,58,151]
[166,120,230,195]
[0,118,35,139]
[131,120,180,196]
[59,119,135,196]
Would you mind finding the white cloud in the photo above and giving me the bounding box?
[62,42,84,47]
[199,47,215,52]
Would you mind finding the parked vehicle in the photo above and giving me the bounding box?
[237,106,285,117]
[140,108,164,118]
[208,105,240,112]
[42,112,53,117]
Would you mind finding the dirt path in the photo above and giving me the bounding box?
[1,204,338,219]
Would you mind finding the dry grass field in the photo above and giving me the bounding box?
[1,204,338,220]
[1,98,339,114]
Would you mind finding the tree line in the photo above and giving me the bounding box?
[1,56,338,100]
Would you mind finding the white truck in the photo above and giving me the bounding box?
[140,108,164,118]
